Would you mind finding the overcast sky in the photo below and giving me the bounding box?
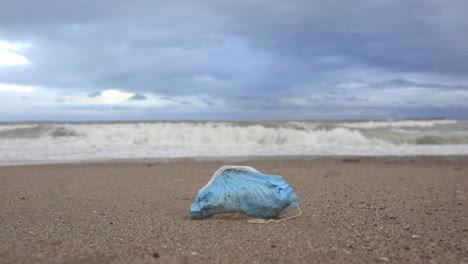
[1,0,467,121]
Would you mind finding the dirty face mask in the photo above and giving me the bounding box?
[190,166,302,223]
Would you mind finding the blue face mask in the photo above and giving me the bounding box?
[190,166,301,222]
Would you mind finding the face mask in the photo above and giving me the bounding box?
[190,166,302,223]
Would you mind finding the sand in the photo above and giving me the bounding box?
[0,157,467,263]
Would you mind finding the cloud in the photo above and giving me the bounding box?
[87,89,142,103]
[0,0,467,119]
[0,40,30,66]
[376,78,468,90]
[0,82,36,93]
[129,94,147,101]
[88,91,101,98]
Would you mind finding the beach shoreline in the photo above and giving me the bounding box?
[2,154,468,167]
[0,157,467,263]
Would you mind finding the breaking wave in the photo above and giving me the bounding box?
[1,120,467,164]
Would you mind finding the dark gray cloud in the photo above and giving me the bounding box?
[129,94,147,101]
[1,0,468,119]
[88,92,101,98]
[375,78,468,90]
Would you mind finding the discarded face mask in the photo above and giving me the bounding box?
[190,166,302,223]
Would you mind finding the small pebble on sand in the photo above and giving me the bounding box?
[378,257,390,262]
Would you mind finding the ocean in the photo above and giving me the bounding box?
[1,119,468,165]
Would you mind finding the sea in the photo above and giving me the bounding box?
[1,119,468,165]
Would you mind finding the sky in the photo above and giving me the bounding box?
[0,0,468,121]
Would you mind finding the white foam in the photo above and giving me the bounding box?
[338,120,458,129]
[0,124,36,132]
[0,122,383,148]
[0,121,467,165]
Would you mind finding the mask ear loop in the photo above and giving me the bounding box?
[248,203,302,224]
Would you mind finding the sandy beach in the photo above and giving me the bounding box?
[0,157,466,263]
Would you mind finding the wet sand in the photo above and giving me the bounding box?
[0,157,467,263]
